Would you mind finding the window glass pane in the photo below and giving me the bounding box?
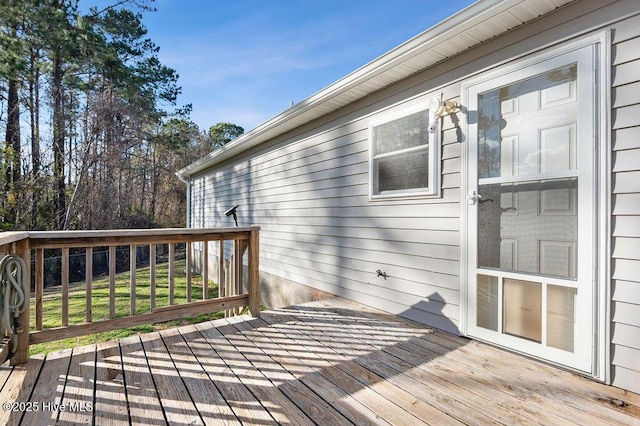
[478,64,577,179]
[373,110,429,155]
[547,285,576,352]
[478,178,577,279]
[375,148,428,192]
[477,274,499,331]
[503,278,541,343]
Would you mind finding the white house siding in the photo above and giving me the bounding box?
[190,86,463,334]
[611,12,640,394]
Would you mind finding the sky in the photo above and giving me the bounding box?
[128,0,477,133]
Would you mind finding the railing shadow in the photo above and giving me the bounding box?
[158,298,470,424]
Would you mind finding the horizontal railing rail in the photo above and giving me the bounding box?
[0,227,260,365]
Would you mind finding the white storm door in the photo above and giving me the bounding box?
[466,45,596,373]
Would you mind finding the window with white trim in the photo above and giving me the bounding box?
[369,103,439,198]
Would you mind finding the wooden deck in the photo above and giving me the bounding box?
[0,298,638,425]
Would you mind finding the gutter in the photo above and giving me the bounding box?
[175,172,191,228]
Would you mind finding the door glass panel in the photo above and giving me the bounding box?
[478,178,578,278]
[503,278,541,342]
[477,275,499,331]
[547,285,576,352]
[478,64,577,179]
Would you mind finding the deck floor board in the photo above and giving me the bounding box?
[1,298,638,425]
[94,340,129,424]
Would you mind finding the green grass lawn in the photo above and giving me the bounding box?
[30,258,228,355]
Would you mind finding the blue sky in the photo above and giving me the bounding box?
[136,0,476,133]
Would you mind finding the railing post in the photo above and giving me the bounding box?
[61,247,69,326]
[130,244,136,316]
[150,244,156,311]
[186,241,192,303]
[11,238,30,365]
[218,240,224,298]
[35,248,44,330]
[233,239,242,316]
[248,227,260,317]
[86,247,93,323]
[168,243,175,306]
[202,241,209,300]
[109,246,116,319]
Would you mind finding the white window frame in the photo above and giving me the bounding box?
[369,101,440,199]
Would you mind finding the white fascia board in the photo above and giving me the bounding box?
[177,0,551,178]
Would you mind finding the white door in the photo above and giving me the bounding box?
[465,45,596,372]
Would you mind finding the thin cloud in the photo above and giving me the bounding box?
[139,0,476,131]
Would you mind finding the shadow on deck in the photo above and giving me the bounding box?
[0,297,638,425]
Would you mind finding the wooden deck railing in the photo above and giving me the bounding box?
[0,227,260,365]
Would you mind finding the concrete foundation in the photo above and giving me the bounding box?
[258,269,335,309]
[192,247,334,309]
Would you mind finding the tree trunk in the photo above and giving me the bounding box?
[30,48,41,228]
[53,48,66,229]
[4,78,21,226]
[6,79,21,185]
[150,146,159,222]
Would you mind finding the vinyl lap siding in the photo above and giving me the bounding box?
[611,13,640,394]
[192,95,462,334]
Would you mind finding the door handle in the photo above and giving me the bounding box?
[467,191,482,205]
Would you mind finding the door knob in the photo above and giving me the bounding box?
[467,191,482,205]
